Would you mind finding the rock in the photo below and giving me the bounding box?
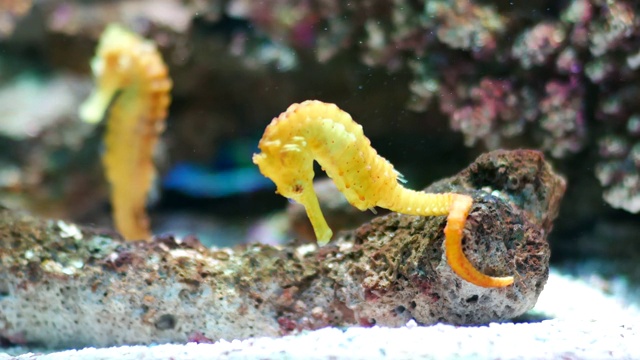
[0,149,565,349]
[345,149,565,326]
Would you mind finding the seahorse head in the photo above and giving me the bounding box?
[252,151,295,199]
[79,24,143,124]
[252,139,314,202]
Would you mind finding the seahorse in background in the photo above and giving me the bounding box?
[253,100,514,288]
[79,24,172,240]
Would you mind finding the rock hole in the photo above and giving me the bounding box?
[0,282,9,298]
[155,314,177,330]
[466,295,479,303]
[179,289,192,301]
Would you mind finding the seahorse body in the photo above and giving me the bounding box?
[79,24,172,240]
[253,100,513,287]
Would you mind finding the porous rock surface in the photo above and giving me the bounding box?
[0,150,565,349]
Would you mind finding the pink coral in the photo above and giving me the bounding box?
[512,22,566,69]
[539,78,586,158]
[443,78,522,148]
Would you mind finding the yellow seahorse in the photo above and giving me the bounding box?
[79,24,172,240]
[253,100,514,288]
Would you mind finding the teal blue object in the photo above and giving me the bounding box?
[163,162,274,198]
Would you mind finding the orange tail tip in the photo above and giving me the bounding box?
[444,194,514,288]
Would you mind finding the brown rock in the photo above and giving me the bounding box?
[0,150,565,349]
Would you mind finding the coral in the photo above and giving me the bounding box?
[595,119,640,213]
[440,77,524,149]
[591,83,640,213]
[410,0,640,212]
[538,78,586,158]
[403,2,593,157]
[512,22,566,69]
[588,0,635,57]
[423,0,505,53]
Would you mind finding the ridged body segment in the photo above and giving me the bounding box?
[79,24,172,240]
[253,100,514,288]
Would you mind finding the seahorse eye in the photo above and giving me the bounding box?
[292,183,304,194]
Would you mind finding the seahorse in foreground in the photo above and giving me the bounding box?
[79,24,172,240]
[253,100,514,287]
